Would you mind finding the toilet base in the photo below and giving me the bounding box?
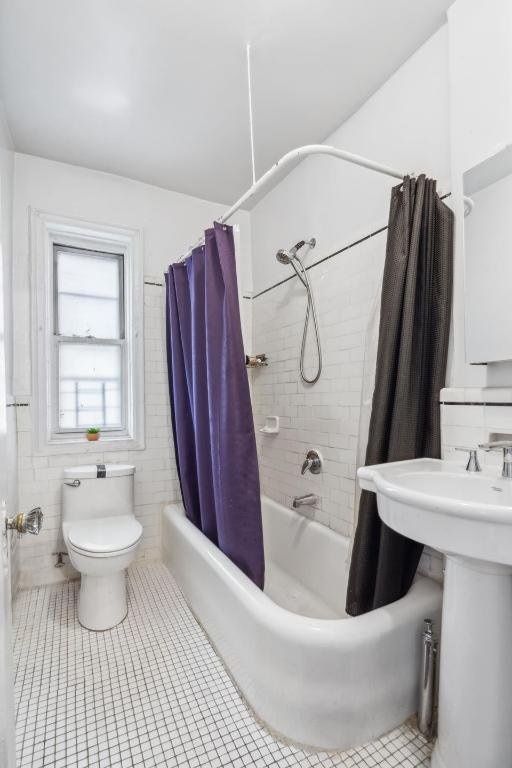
[78,570,127,631]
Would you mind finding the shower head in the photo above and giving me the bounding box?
[275,238,316,265]
[276,249,293,264]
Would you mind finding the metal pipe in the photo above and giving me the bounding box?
[219,144,407,225]
[176,144,409,261]
[246,43,256,185]
[418,618,438,738]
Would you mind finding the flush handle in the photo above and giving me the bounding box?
[6,507,43,535]
[64,479,81,488]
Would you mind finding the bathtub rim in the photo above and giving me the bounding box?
[162,496,442,640]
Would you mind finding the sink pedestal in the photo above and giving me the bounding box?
[431,555,512,768]
[358,458,512,767]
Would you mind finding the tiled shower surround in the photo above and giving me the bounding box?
[15,280,180,588]
[251,231,386,538]
[13,563,432,768]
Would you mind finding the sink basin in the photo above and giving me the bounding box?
[359,458,512,566]
[357,457,512,768]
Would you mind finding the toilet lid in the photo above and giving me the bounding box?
[68,515,143,554]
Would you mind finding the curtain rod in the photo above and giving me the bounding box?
[218,144,406,224]
[175,143,472,263]
[175,144,408,262]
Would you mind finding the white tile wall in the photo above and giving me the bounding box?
[15,280,180,588]
[251,232,386,537]
[441,387,512,471]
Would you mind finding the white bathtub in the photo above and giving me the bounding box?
[162,495,442,751]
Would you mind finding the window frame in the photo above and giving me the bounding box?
[31,210,145,453]
[52,244,127,436]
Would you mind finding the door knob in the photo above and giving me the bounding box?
[6,507,43,535]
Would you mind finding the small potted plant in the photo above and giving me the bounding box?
[86,426,101,442]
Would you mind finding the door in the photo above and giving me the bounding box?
[0,481,15,768]
[0,170,16,766]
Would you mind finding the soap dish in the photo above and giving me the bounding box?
[259,415,279,434]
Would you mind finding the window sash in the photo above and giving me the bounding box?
[52,243,128,435]
[53,244,125,339]
[53,336,128,435]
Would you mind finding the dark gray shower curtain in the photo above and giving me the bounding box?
[346,175,454,616]
[165,222,264,588]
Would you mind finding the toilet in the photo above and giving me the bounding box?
[62,464,142,631]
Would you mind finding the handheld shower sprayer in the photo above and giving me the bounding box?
[275,237,322,384]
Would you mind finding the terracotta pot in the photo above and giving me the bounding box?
[86,432,100,441]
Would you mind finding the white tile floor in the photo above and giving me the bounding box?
[13,563,432,768]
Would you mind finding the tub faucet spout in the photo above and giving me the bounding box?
[292,494,319,509]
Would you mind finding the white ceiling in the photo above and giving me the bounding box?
[0,0,455,205]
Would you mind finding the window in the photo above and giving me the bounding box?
[32,211,144,451]
[53,245,125,433]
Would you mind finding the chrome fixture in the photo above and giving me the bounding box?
[64,479,81,488]
[418,618,438,738]
[479,438,512,479]
[53,551,67,568]
[301,449,322,475]
[275,238,322,385]
[292,494,319,509]
[455,447,481,472]
[6,506,43,535]
[275,238,316,264]
[245,353,268,368]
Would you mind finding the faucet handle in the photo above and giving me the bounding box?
[301,458,313,475]
[300,449,322,475]
[455,447,481,472]
[479,440,512,479]
[479,440,512,451]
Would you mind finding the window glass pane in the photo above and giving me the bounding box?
[56,249,122,339]
[59,343,122,429]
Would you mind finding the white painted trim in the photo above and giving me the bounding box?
[30,209,145,454]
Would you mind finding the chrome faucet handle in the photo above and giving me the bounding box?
[300,449,322,475]
[479,440,512,451]
[455,447,481,472]
[301,458,313,475]
[479,441,512,479]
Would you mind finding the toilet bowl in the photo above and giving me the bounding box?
[62,464,142,631]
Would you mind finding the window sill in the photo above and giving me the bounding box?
[34,434,145,456]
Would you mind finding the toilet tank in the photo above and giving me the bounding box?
[62,464,135,523]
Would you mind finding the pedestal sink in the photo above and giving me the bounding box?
[358,458,512,768]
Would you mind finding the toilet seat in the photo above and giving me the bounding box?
[67,515,143,557]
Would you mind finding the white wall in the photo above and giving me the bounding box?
[0,102,19,596]
[251,26,450,296]
[12,154,250,587]
[249,26,451,536]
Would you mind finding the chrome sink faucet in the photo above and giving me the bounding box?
[455,447,481,472]
[479,440,512,479]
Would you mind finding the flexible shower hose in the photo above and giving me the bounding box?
[290,257,322,385]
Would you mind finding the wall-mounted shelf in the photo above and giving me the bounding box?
[246,354,268,368]
[259,415,279,434]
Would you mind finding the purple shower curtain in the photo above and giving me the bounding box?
[165,222,264,588]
